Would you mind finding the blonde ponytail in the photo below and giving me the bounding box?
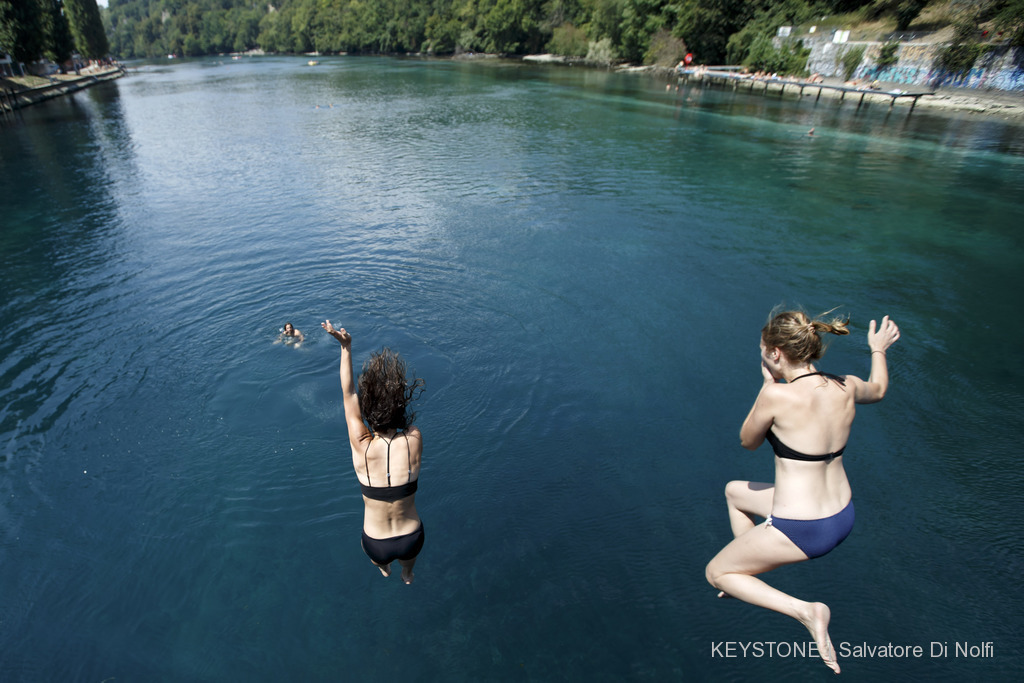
[762,307,849,363]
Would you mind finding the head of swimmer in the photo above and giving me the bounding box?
[760,308,850,376]
[283,322,295,335]
[358,347,425,434]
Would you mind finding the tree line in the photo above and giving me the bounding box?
[1,0,109,70]
[6,1,1024,76]
[104,0,1023,70]
[101,0,876,63]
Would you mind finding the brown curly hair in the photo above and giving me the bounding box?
[762,307,850,364]
[358,348,424,433]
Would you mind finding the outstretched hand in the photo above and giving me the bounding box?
[322,319,351,346]
[868,315,900,354]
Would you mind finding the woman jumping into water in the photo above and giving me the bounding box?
[322,320,425,584]
[705,308,900,674]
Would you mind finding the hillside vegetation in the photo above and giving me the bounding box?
[103,1,1024,74]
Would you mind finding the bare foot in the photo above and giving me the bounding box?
[376,562,391,578]
[402,571,414,585]
[800,602,840,674]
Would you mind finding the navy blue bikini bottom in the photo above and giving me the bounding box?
[768,500,854,559]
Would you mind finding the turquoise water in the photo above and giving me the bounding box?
[2,56,1023,680]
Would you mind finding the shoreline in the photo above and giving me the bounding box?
[528,55,1024,122]
[1,66,127,113]
[5,56,1022,124]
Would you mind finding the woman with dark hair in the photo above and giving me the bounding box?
[278,322,304,345]
[705,308,900,674]
[322,320,425,584]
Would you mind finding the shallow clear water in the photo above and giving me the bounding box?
[2,56,1023,680]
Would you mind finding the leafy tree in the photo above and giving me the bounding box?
[548,21,589,54]
[746,33,810,73]
[644,26,685,64]
[1,0,47,66]
[724,0,818,67]
[66,0,110,58]
[258,6,296,53]
[619,0,671,63]
[45,0,77,65]
[481,0,544,54]
[424,8,462,53]
[585,35,616,61]
[580,0,625,47]
[674,0,757,65]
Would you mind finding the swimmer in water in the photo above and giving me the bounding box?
[705,308,900,674]
[278,322,304,346]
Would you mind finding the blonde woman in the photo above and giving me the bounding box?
[706,309,900,674]
[322,320,425,584]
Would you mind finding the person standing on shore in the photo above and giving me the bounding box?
[322,320,425,584]
[705,308,900,674]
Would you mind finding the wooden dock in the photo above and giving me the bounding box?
[678,68,935,113]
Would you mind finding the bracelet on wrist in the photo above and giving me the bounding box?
[871,350,885,356]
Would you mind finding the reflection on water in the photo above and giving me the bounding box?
[1,57,1023,681]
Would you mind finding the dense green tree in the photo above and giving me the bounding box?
[724,1,819,68]
[673,0,757,65]
[1,0,47,66]
[258,6,296,53]
[547,21,588,54]
[66,0,110,58]
[423,5,462,52]
[45,0,77,65]
[580,0,625,46]
[98,0,1024,73]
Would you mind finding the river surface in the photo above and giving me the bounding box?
[2,56,1023,681]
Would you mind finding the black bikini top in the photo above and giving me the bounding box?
[766,429,845,462]
[767,371,848,462]
[360,432,418,502]
[790,371,846,386]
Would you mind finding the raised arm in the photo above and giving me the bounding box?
[322,320,370,448]
[849,315,900,404]
[739,362,780,450]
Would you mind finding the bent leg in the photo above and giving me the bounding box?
[724,480,775,538]
[706,523,840,674]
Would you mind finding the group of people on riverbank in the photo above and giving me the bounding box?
[286,306,899,671]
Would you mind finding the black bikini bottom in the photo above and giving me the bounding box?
[360,523,425,564]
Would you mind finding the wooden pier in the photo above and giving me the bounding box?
[678,68,935,114]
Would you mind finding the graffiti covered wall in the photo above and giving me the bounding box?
[799,36,1024,91]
